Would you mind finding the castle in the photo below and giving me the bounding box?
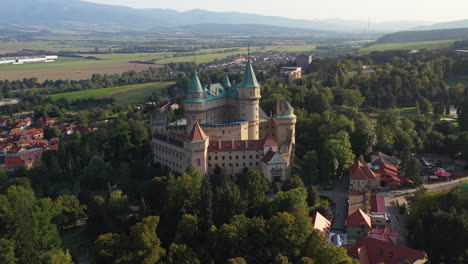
[151,60,296,182]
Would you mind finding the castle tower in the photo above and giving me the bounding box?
[274,99,297,147]
[185,70,207,135]
[224,73,231,89]
[238,60,261,140]
[184,123,209,175]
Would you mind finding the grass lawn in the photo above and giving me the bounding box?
[48,82,169,101]
[111,82,175,104]
[397,107,417,116]
[360,40,455,53]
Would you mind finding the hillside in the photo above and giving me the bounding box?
[413,19,468,30]
[375,28,468,44]
[0,0,424,33]
[178,23,329,35]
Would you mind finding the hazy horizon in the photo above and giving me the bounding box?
[83,0,467,23]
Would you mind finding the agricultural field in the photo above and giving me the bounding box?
[48,82,173,103]
[0,43,316,81]
[360,40,455,53]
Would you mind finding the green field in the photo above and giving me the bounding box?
[112,82,175,104]
[397,107,417,116]
[48,82,173,102]
[360,40,455,53]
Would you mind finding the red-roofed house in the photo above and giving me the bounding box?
[350,159,380,191]
[347,209,372,243]
[370,194,387,214]
[261,149,287,182]
[0,118,8,127]
[348,237,427,264]
[370,227,399,245]
[36,117,56,127]
[372,162,402,188]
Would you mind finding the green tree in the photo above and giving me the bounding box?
[297,257,315,264]
[282,175,305,192]
[0,238,17,264]
[268,209,312,260]
[0,170,8,190]
[124,216,166,264]
[199,175,213,229]
[167,243,200,264]
[227,257,248,264]
[55,195,87,227]
[44,126,62,140]
[175,214,199,246]
[298,150,319,185]
[92,233,124,264]
[0,186,62,264]
[405,157,422,185]
[306,185,320,207]
[46,250,73,264]
[271,188,308,213]
[325,131,354,181]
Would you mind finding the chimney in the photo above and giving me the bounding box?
[218,139,221,150]
[232,139,235,149]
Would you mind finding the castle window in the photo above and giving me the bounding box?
[249,155,252,159]
[215,156,218,160]
[256,155,259,158]
[208,156,211,160]
[243,155,245,159]
[243,163,246,166]
[249,163,252,166]
[222,156,225,160]
[209,164,211,167]
[229,156,232,160]
[256,162,259,165]
[236,155,239,159]
[236,163,239,167]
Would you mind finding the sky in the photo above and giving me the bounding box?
[85,0,468,23]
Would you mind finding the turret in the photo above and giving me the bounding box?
[184,123,209,175]
[185,70,207,135]
[274,99,297,148]
[238,60,261,140]
[224,73,231,89]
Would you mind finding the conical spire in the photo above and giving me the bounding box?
[239,60,260,88]
[224,73,231,88]
[187,70,204,93]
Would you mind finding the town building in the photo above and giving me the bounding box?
[349,159,380,191]
[0,55,58,65]
[347,237,428,264]
[296,54,312,71]
[346,209,372,243]
[151,60,296,182]
[279,67,302,81]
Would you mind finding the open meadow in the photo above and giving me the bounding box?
[0,42,316,81]
[360,40,455,53]
[48,82,174,103]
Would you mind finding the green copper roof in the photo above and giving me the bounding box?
[224,74,231,88]
[187,71,204,93]
[239,60,260,88]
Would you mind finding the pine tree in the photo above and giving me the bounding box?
[200,176,213,230]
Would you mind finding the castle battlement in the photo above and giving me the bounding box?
[152,60,296,183]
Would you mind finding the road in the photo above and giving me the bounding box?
[319,177,349,231]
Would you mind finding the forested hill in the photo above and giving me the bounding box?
[376,28,468,44]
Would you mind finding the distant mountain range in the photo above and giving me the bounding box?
[413,19,468,30]
[0,0,432,34]
[376,28,468,44]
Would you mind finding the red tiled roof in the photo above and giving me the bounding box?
[208,140,263,152]
[0,118,7,124]
[381,162,399,172]
[187,123,208,142]
[261,149,277,164]
[350,159,377,180]
[374,168,399,179]
[347,209,372,229]
[348,237,427,264]
[263,133,278,147]
[370,195,387,214]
